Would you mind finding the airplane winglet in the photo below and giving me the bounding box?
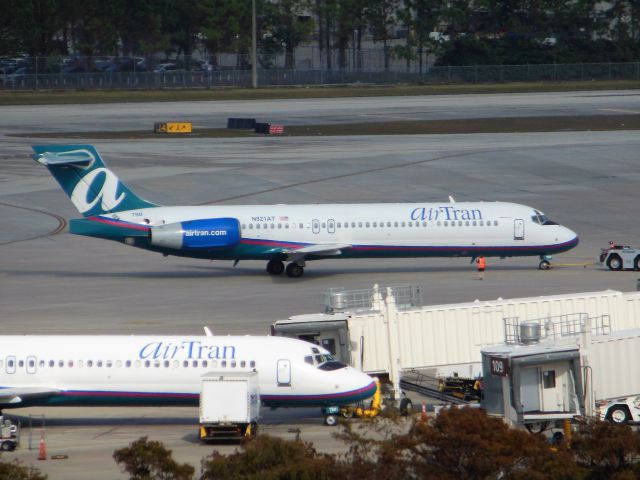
[204,326,213,337]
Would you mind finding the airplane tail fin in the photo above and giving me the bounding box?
[32,144,158,217]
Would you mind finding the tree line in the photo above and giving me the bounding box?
[0,1,639,70]
[5,408,640,479]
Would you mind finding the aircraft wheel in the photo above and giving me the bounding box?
[285,263,304,278]
[266,260,285,275]
[634,255,640,271]
[324,414,338,426]
[539,260,551,270]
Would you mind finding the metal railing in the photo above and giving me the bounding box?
[323,284,423,314]
[503,313,611,345]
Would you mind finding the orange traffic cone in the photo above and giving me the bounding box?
[421,401,427,422]
[38,432,46,461]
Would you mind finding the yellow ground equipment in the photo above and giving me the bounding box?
[154,122,192,134]
[341,377,382,418]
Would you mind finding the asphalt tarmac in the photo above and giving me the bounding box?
[1,90,640,478]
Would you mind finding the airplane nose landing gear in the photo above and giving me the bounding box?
[539,255,552,270]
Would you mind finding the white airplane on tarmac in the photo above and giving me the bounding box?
[0,334,376,418]
[33,144,579,277]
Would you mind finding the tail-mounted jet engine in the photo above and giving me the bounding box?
[150,218,240,250]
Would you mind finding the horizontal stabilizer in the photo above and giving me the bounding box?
[35,151,93,167]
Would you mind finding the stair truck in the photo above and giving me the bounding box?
[199,371,260,441]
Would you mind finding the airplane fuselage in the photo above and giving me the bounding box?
[0,336,376,409]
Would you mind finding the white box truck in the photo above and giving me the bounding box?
[590,332,640,424]
[199,371,260,441]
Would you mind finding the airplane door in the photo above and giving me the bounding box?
[312,219,320,234]
[277,359,291,386]
[5,356,16,374]
[327,219,335,234]
[26,355,37,374]
[514,218,525,240]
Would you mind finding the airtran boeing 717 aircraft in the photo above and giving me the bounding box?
[0,334,375,411]
[33,144,579,277]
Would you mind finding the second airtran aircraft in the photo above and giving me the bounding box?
[33,144,579,277]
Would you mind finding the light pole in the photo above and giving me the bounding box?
[251,0,257,88]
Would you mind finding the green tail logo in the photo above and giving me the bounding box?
[32,144,157,217]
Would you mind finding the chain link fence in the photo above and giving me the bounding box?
[1,52,639,90]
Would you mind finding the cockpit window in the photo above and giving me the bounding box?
[311,347,320,354]
[318,361,346,371]
[531,210,557,226]
[304,355,313,365]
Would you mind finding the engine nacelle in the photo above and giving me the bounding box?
[150,218,240,250]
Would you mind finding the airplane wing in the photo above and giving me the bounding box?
[283,243,352,260]
[0,387,60,405]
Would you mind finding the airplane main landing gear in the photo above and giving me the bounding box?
[285,262,304,278]
[266,260,285,275]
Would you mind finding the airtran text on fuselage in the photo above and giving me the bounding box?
[139,340,236,360]
[410,206,483,222]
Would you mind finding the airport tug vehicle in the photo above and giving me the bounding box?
[600,244,640,271]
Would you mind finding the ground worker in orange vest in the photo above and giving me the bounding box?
[476,256,486,280]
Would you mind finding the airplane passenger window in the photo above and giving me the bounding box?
[144,360,149,368]
[473,221,477,226]
[221,360,227,368]
[241,224,246,229]
[422,221,427,227]
[479,221,484,226]
[437,221,441,226]
[78,360,84,368]
[107,360,113,368]
[285,224,289,229]
[494,221,498,226]
[172,360,178,368]
[152,360,159,367]
[256,224,260,229]
[358,222,363,228]
[394,222,398,227]
[164,360,170,368]
[136,360,142,368]
[351,222,356,228]
[263,224,267,229]
[250,361,256,368]
[458,221,462,226]
[29,360,35,367]
[278,223,282,229]
[68,360,74,367]
[231,360,236,368]
[39,360,45,368]
[125,360,131,367]
[465,221,469,226]
[443,221,448,227]
[87,360,92,367]
[365,222,370,228]
[249,224,253,229]
[8,360,14,368]
[408,221,412,227]
[58,360,64,367]
[372,222,377,227]
[116,360,122,368]
[270,224,275,229]
[299,223,304,229]
[402,222,406,227]
[380,223,384,229]
[387,222,392,227]
[211,360,218,368]
[183,360,189,367]
[240,360,246,368]
[192,361,198,367]
[18,360,24,368]
[202,360,208,368]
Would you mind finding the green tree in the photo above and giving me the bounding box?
[366,0,398,71]
[113,436,194,480]
[261,0,314,69]
[200,434,337,480]
[572,420,640,478]
[0,459,47,480]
